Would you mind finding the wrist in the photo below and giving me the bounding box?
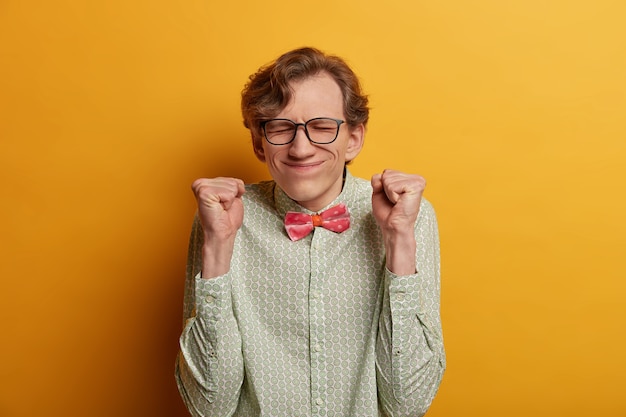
[201,236,235,279]
[383,230,417,275]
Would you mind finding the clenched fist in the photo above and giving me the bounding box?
[371,169,426,275]
[371,169,425,232]
[191,177,245,278]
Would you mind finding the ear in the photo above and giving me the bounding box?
[345,123,365,162]
[252,134,266,162]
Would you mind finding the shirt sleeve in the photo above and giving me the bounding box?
[376,199,446,417]
[175,216,244,417]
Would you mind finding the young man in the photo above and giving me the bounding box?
[176,47,445,417]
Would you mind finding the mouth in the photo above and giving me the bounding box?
[284,161,324,171]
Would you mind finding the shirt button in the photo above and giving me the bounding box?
[315,398,323,406]
[205,295,215,303]
[314,344,321,352]
[310,290,320,299]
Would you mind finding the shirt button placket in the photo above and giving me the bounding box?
[308,231,327,417]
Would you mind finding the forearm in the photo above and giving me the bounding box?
[376,271,445,416]
[383,229,417,276]
[176,274,244,416]
[376,200,445,416]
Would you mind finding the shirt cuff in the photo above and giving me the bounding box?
[385,268,423,315]
[194,272,231,321]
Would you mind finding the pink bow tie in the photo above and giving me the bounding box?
[284,203,351,241]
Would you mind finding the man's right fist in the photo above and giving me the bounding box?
[191,177,245,241]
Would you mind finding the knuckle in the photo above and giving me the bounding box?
[191,178,203,190]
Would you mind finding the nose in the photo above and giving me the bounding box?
[288,125,315,157]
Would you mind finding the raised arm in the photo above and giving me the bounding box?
[175,177,246,416]
[372,170,446,416]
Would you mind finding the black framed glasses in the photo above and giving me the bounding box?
[261,117,345,145]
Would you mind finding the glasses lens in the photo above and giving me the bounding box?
[264,120,296,145]
[306,118,340,143]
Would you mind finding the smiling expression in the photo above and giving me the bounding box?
[254,72,365,212]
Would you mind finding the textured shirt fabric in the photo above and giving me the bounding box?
[175,170,445,417]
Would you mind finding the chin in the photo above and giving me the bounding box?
[274,176,338,209]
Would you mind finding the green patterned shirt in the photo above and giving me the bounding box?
[176,171,445,416]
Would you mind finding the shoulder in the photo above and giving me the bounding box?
[420,197,435,215]
[345,172,437,212]
[241,180,278,215]
[350,175,373,194]
[417,197,438,231]
[243,180,275,201]
[344,173,372,202]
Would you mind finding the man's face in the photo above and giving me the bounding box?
[254,72,364,212]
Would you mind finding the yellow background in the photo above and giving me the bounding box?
[1,1,625,416]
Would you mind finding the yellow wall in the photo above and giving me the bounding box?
[1,1,625,416]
